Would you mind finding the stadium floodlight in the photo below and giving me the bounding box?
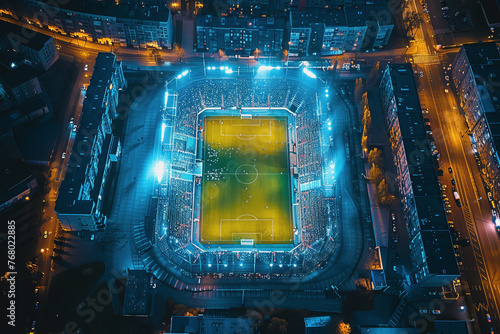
[224,66,229,70]
[161,122,167,142]
[177,74,182,79]
[325,89,329,93]
[155,161,165,182]
[182,70,189,76]
[10,62,15,68]
[269,263,273,267]
[293,264,297,268]
[303,68,316,78]
[164,91,168,108]
[328,122,331,126]
[258,65,274,72]
[208,263,212,267]
[225,69,233,74]
[224,264,228,267]
[276,66,281,70]
[240,263,243,266]
[326,94,329,98]
[220,66,224,70]
[279,264,283,268]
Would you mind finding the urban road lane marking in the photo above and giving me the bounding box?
[474,303,489,312]
[425,65,500,318]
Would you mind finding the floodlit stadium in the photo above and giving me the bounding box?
[143,65,342,282]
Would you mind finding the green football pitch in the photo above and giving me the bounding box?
[200,116,293,244]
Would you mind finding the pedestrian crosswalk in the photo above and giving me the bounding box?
[412,54,440,64]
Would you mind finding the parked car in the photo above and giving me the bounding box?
[448,167,453,173]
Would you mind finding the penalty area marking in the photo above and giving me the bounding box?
[219,119,273,140]
[220,216,274,241]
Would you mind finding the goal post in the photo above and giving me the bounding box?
[241,239,254,246]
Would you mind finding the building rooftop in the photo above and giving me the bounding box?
[410,166,442,197]
[360,328,418,334]
[170,316,255,334]
[13,120,60,165]
[345,8,369,27]
[434,320,470,334]
[291,6,392,28]
[55,53,118,215]
[0,129,36,207]
[0,63,38,89]
[32,0,171,22]
[304,316,331,328]
[479,0,500,27]
[403,139,433,166]
[420,230,460,276]
[0,20,52,51]
[385,64,456,280]
[123,270,152,316]
[291,9,347,27]
[462,43,500,114]
[397,112,427,138]
[197,14,285,29]
[387,64,421,113]
[414,196,448,231]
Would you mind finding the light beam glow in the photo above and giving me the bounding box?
[303,68,317,78]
